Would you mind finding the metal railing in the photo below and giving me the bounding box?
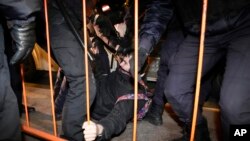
[20,0,210,141]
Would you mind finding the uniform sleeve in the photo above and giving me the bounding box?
[0,0,41,21]
[139,0,174,53]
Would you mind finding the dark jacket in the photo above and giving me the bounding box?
[90,67,147,140]
[139,0,250,54]
[0,0,41,23]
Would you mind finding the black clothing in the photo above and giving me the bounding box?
[173,117,210,141]
[49,1,148,140]
[49,1,96,140]
[173,0,250,36]
[90,64,147,140]
[139,0,250,53]
[4,30,23,116]
[4,24,37,116]
[52,47,148,140]
[8,62,23,115]
[0,0,40,140]
[0,23,21,141]
[0,0,41,21]
[140,0,250,140]
[164,16,250,140]
[55,40,148,140]
[62,0,83,22]
[151,22,184,107]
[53,44,110,117]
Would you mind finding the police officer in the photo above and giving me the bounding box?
[144,17,185,126]
[136,0,250,140]
[0,0,41,140]
[48,0,97,140]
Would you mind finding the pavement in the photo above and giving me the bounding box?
[21,82,222,141]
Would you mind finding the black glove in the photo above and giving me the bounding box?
[129,47,148,80]
[8,22,36,65]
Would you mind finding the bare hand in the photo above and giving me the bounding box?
[119,55,132,72]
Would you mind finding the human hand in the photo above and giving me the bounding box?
[8,22,36,65]
[82,121,104,141]
[114,22,127,38]
[119,55,132,72]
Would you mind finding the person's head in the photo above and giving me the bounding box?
[89,0,133,57]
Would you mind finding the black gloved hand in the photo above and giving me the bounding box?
[129,47,148,80]
[8,22,36,65]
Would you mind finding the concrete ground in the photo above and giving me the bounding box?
[21,82,222,141]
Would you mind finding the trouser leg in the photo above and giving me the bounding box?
[49,9,96,140]
[219,30,250,141]
[52,40,96,141]
[152,30,184,106]
[0,25,21,141]
[8,63,22,116]
[150,51,169,106]
[164,35,225,141]
[52,37,96,141]
[145,31,184,125]
[164,35,224,124]
[4,27,23,116]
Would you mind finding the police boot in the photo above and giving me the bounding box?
[173,118,211,141]
[144,101,164,126]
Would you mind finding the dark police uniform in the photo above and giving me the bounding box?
[0,0,40,140]
[139,0,250,140]
[48,0,97,140]
[0,24,21,141]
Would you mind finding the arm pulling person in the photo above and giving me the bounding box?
[130,0,174,76]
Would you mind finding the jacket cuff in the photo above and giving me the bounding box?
[97,120,113,140]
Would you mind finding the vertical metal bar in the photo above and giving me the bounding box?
[20,64,30,127]
[43,0,58,136]
[190,0,208,140]
[82,0,91,123]
[133,0,139,140]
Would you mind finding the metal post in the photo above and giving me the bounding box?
[133,0,139,141]
[43,0,58,136]
[190,0,208,140]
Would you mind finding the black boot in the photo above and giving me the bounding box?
[195,118,211,141]
[173,123,191,141]
[144,102,164,126]
[173,118,211,141]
